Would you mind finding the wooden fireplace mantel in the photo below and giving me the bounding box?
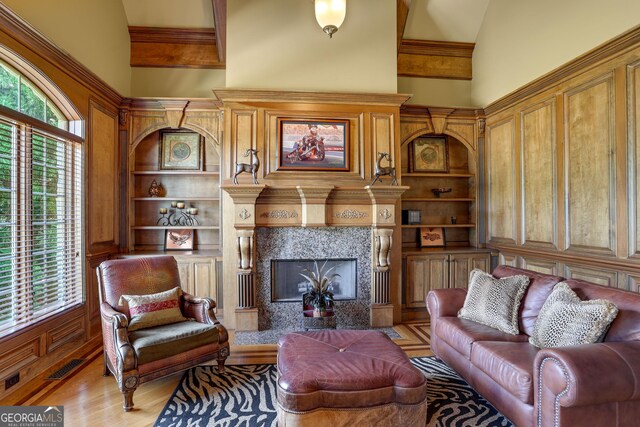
[221,184,408,228]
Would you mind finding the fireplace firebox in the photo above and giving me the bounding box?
[271,258,357,303]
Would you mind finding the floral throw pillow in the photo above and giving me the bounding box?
[118,287,186,331]
[529,282,619,348]
[458,269,530,335]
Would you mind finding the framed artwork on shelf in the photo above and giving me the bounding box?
[409,137,448,173]
[419,227,445,247]
[160,131,203,170]
[277,118,349,171]
[164,229,195,250]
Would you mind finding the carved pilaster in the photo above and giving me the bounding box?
[366,185,409,226]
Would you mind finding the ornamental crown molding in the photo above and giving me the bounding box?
[212,89,412,106]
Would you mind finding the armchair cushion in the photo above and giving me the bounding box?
[119,286,186,331]
[529,282,619,348]
[458,269,530,335]
[129,321,221,365]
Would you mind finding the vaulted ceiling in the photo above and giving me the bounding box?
[122,0,490,80]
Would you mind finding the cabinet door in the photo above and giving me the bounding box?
[406,254,448,308]
[449,253,490,289]
[193,259,216,298]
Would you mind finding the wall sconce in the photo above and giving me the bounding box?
[315,0,346,38]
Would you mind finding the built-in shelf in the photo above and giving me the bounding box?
[401,224,476,229]
[403,198,475,202]
[402,173,473,178]
[133,170,220,176]
[132,226,221,230]
[133,197,220,201]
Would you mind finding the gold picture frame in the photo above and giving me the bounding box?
[419,227,445,247]
[160,131,203,170]
[409,137,448,173]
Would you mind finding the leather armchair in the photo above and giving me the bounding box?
[97,256,229,412]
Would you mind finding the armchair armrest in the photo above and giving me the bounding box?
[535,341,640,421]
[182,293,228,344]
[426,288,467,318]
[182,292,218,323]
[100,302,136,373]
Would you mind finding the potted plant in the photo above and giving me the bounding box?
[300,260,340,317]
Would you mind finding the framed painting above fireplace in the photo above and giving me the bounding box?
[271,258,357,302]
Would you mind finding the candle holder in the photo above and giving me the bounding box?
[157,202,200,226]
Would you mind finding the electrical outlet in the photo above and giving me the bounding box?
[5,372,19,390]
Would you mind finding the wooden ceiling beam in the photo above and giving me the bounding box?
[212,0,226,63]
[397,0,412,53]
[398,39,474,80]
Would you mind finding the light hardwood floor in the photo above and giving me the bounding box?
[5,322,431,427]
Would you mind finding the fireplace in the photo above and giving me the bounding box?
[271,258,357,302]
[256,227,371,330]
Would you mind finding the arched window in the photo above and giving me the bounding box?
[0,50,83,336]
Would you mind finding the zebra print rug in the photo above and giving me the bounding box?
[154,357,514,427]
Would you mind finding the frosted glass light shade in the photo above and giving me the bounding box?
[315,0,346,38]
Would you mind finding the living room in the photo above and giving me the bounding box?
[1,0,639,426]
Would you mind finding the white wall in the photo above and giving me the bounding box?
[3,0,131,96]
[131,68,226,98]
[226,0,397,93]
[473,0,640,106]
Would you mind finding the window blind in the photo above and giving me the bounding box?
[0,114,83,336]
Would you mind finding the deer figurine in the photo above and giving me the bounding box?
[232,148,260,184]
[371,152,398,186]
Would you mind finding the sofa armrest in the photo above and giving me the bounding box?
[535,341,640,421]
[426,288,467,318]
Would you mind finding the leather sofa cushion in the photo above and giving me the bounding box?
[471,341,538,404]
[493,265,564,336]
[129,320,219,365]
[436,316,529,359]
[277,330,427,412]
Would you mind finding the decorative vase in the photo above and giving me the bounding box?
[148,179,160,197]
[313,307,326,317]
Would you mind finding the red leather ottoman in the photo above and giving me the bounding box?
[276,330,427,426]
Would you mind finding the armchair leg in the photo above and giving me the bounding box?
[123,390,135,412]
[103,353,110,377]
[217,346,229,373]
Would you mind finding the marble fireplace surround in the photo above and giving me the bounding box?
[222,184,407,331]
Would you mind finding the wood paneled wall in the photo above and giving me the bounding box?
[485,26,640,288]
[0,6,122,398]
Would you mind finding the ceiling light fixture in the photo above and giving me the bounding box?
[315,0,346,39]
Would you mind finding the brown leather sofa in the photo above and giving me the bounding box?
[426,265,640,427]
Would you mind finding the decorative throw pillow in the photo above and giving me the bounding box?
[118,287,186,331]
[458,269,530,335]
[529,282,619,348]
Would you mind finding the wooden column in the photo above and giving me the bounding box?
[221,184,266,331]
[367,185,408,327]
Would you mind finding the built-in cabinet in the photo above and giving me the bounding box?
[124,100,223,301]
[399,108,487,316]
[405,251,490,308]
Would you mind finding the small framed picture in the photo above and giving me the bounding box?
[160,131,203,170]
[409,137,448,173]
[419,227,445,247]
[164,229,195,251]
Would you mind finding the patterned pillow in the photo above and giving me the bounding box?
[529,282,619,348]
[118,287,186,331]
[458,269,530,335]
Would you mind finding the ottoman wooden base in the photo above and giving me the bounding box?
[276,330,427,427]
